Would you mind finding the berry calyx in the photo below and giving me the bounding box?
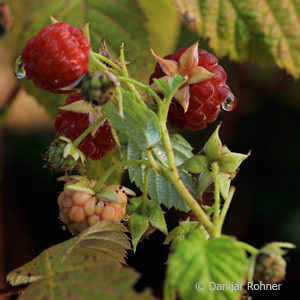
[46,136,85,173]
[80,71,118,106]
[58,180,127,234]
[21,22,90,93]
[149,42,236,130]
[55,93,116,160]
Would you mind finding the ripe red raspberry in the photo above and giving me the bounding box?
[55,94,116,160]
[149,43,236,130]
[58,180,127,234]
[21,22,90,93]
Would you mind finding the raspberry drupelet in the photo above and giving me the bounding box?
[58,180,127,234]
[55,94,116,160]
[21,22,90,93]
[149,42,236,130]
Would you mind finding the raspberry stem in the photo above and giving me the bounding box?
[211,162,220,225]
[89,52,109,73]
[118,77,162,106]
[93,159,152,193]
[212,186,235,237]
[236,241,259,255]
[141,167,151,213]
[73,115,106,147]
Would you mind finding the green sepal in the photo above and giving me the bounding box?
[127,197,167,251]
[60,136,85,163]
[197,170,213,199]
[218,172,231,199]
[148,201,168,235]
[218,151,250,173]
[65,179,95,195]
[129,213,149,252]
[59,100,94,114]
[153,74,186,99]
[182,155,209,174]
[96,187,123,205]
[203,124,222,161]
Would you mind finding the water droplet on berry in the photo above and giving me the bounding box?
[221,93,236,111]
[14,56,26,79]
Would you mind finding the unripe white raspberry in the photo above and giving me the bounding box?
[58,180,127,234]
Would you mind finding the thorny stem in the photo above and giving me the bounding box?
[92,52,122,73]
[118,77,162,106]
[141,167,150,213]
[211,162,220,225]
[93,159,151,193]
[73,116,106,147]
[89,52,108,73]
[93,51,145,107]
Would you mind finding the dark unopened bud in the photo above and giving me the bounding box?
[80,71,118,106]
[254,253,286,283]
[46,136,85,173]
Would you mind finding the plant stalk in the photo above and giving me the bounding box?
[93,159,151,193]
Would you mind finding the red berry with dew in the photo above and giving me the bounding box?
[21,22,90,93]
[55,93,116,160]
[149,43,236,130]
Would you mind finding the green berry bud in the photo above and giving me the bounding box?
[46,136,85,173]
[80,71,118,106]
[254,252,286,283]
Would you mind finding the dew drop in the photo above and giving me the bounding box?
[14,56,26,79]
[62,225,67,231]
[221,93,237,112]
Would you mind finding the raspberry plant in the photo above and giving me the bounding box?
[1,0,299,299]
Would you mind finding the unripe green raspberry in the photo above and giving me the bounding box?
[46,136,85,173]
[80,71,118,106]
[254,253,286,283]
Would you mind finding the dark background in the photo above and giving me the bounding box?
[1,25,300,300]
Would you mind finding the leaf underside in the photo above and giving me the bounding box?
[6,221,155,300]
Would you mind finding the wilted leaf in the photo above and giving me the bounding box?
[5,221,156,300]
[167,231,249,300]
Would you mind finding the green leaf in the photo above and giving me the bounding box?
[148,201,168,234]
[128,213,149,252]
[182,155,209,174]
[164,221,200,250]
[103,89,161,150]
[167,231,249,300]
[153,75,186,99]
[175,0,300,78]
[153,133,194,167]
[122,139,195,211]
[218,151,250,173]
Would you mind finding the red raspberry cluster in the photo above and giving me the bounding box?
[150,46,236,130]
[55,94,116,160]
[21,22,90,93]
